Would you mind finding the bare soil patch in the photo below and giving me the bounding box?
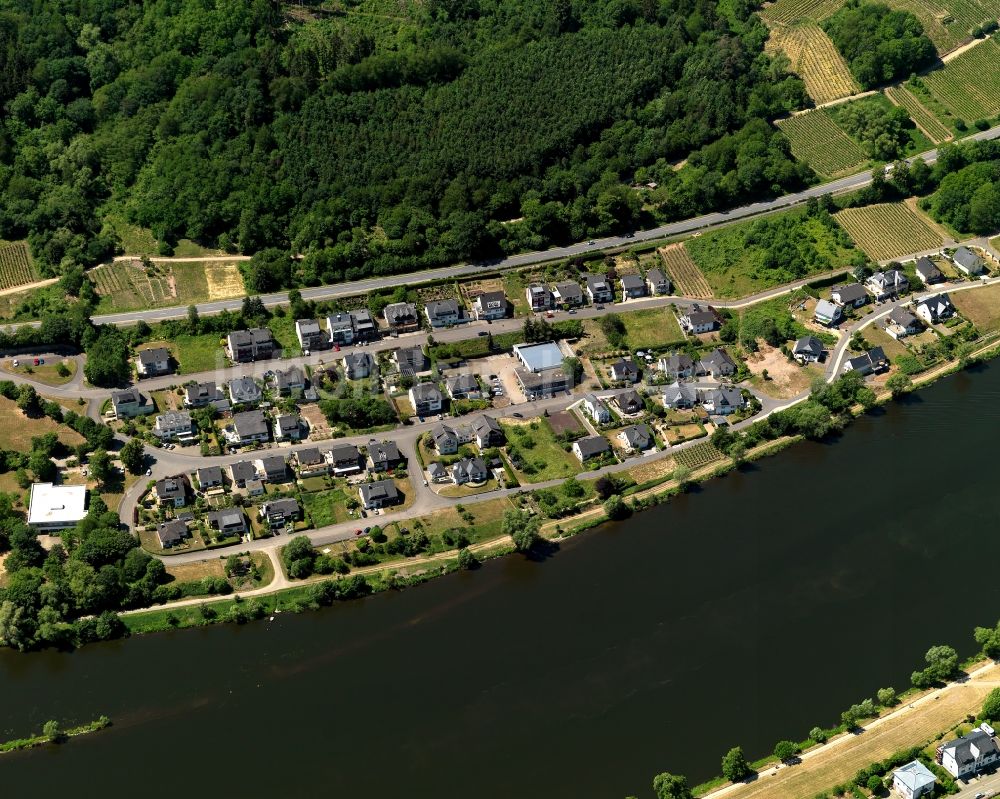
[300,404,332,440]
[547,410,583,436]
[743,341,818,398]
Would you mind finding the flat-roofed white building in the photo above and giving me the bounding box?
[512,341,565,373]
[28,483,87,531]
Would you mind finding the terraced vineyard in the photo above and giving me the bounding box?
[923,38,1000,120]
[886,0,1000,52]
[885,86,953,142]
[766,23,860,104]
[834,202,945,261]
[673,441,725,470]
[761,0,844,24]
[658,243,713,299]
[777,110,868,176]
[0,241,38,292]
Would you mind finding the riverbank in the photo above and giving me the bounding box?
[1,716,111,754]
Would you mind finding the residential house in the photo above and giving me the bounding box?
[697,348,737,379]
[843,346,889,376]
[135,347,172,378]
[296,447,328,478]
[153,410,195,441]
[295,319,330,352]
[915,257,944,285]
[184,381,227,410]
[273,413,304,442]
[427,462,449,483]
[831,283,869,308]
[867,269,910,301]
[394,346,429,375]
[245,479,265,497]
[226,328,275,362]
[581,394,611,424]
[953,246,986,276]
[155,477,187,508]
[367,440,404,472]
[679,305,718,334]
[343,351,375,380]
[111,388,154,419]
[255,455,288,483]
[620,273,646,299]
[260,498,300,530]
[228,409,270,445]
[553,281,584,306]
[609,359,641,384]
[383,302,421,334]
[359,479,401,510]
[156,519,190,549]
[940,729,1000,778]
[646,268,671,296]
[451,456,489,485]
[206,509,247,538]
[27,483,87,531]
[515,367,569,399]
[472,291,508,321]
[350,309,378,341]
[661,381,698,410]
[227,377,262,406]
[891,761,936,799]
[618,423,653,453]
[658,353,695,380]
[814,299,843,326]
[615,389,645,416]
[425,299,462,327]
[699,386,745,415]
[196,466,224,489]
[324,443,363,475]
[326,313,356,346]
[446,374,480,400]
[431,423,460,455]
[471,415,504,448]
[410,382,444,415]
[572,435,611,462]
[229,460,257,488]
[792,336,824,364]
[914,293,955,325]
[526,283,553,311]
[585,274,614,304]
[886,307,922,340]
[272,366,306,396]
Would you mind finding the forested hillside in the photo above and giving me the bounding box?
[0,0,810,286]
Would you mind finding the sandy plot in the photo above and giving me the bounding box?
[744,341,819,398]
[204,262,245,300]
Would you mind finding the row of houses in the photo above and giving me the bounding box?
[430,415,505,454]
[660,382,746,415]
[891,727,1000,798]
[656,348,737,380]
[525,270,672,311]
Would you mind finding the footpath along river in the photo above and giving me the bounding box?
[4,363,1000,798]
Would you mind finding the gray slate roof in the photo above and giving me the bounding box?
[575,435,611,459]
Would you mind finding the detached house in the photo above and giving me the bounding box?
[618,423,653,453]
[471,415,504,448]
[450,456,489,485]
[228,377,262,406]
[620,274,646,299]
[136,347,172,378]
[324,443,363,475]
[260,498,300,530]
[410,382,444,415]
[615,389,644,416]
[229,409,270,445]
[831,283,869,308]
[646,268,671,296]
[661,381,698,410]
[157,519,190,549]
[699,386,745,415]
[472,291,508,321]
[229,460,257,488]
[155,477,187,508]
[425,299,461,328]
[326,313,356,346]
[553,281,584,307]
[343,351,375,380]
[273,413,304,442]
[584,274,614,304]
[526,284,552,312]
[572,435,611,463]
[383,302,421,334]
[891,761,936,799]
[582,394,611,424]
[359,479,401,510]
[296,447,328,478]
[814,299,843,326]
[255,455,288,483]
[915,257,944,285]
[914,293,954,324]
[153,410,195,441]
[226,328,275,362]
[395,346,429,375]
[112,388,154,419]
[697,348,737,379]
[792,336,824,364]
[207,509,247,538]
[658,353,695,380]
[432,423,460,454]
[609,359,640,384]
[867,269,909,301]
[679,305,718,334]
[184,381,227,410]
[843,346,889,376]
[350,309,378,341]
[196,466,224,490]
[446,374,480,400]
[295,319,330,352]
[273,366,306,396]
[940,729,1000,778]
[953,246,986,276]
[368,440,404,472]
[886,308,922,340]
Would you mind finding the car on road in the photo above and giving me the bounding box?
[478,331,488,336]
[588,240,596,245]
[11,359,17,367]
[595,304,605,310]
[512,412,523,417]
[568,309,577,314]
[355,529,363,536]
[145,468,152,476]
[423,480,428,486]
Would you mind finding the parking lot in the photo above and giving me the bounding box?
[476,353,527,405]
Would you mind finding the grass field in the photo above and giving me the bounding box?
[658,243,713,298]
[760,0,844,24]
[301,487,351,527]
[885,85,953,143]
[922,37,1000,121]
[777,110,868,177]
[834,202,945,260]
[502,419,582,483]
[172,333,225,374]
[0,241,39,292]
[0,396,85,452]
[91,260,245,313]
[2,357,76,386]
[863,325,911,359]
[952,282,1000,331]
[765,23,859,104]
[620,308,686,350]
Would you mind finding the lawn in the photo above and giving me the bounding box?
[437,477,500,497]
[266,313,304,357]
[862,325,910,359]
[952,283,1000,332]
[2,357,76,386]
[301,487,353,527]
[502,418,582,483]
[620,308,685,350]
[172,333,225,374]
[0,396,85,451]
[389,496,511,543]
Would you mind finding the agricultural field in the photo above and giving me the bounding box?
[834,202,945,260]
[672,441,725,470]
[884,0,1000,53]
[760,0,845,25]
[657,243,713,298]
[776,110,868,177]
[885,86,953,143]
[766,23,859,104]
[0,241,39,292]
[922,37,1000,121]
[90,260,246,313]
[952,282,1000,331]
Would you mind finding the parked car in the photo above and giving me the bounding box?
[11,359,17,367]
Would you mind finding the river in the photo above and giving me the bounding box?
[4,363,1000,798]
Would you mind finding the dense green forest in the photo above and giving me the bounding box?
[0,0,809,286]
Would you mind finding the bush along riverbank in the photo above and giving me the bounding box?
[1,716,111,754]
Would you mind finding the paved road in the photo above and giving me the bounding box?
[955,768,1000,798]
[2,123,986,331]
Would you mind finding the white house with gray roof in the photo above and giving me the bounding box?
[581,394,611,424]
[891,760,936,799]
[952,246,986,276]
[940,729,999,778]
[914,293,954,324]
[572,435,611,462]
[617,423,653,453]
[585,274,614,303]
[425,299,462,327]
[814,299,843,326]
[792,336,824,364]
